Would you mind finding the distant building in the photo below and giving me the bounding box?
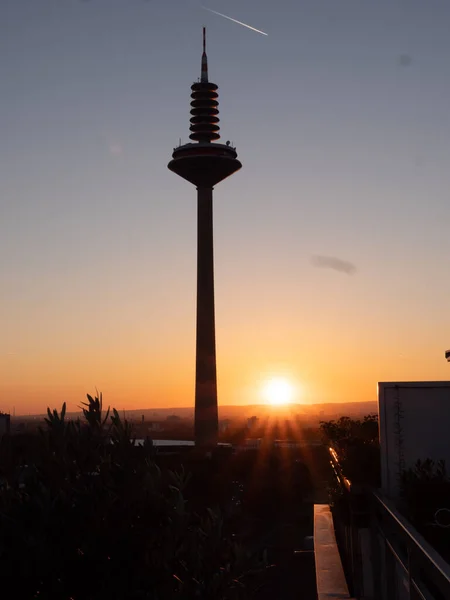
[274,439,299,449]
[247,416,259,430]
[219,419,231,432]
[0,413,10,436]
[147,421,164,433]
[166,415,182,423]
[137,439,194,448]
[242,438,262,450]
[133,438,232,456]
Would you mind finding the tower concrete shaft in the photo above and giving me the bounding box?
[195,186,218,446]
[168,29,242,447]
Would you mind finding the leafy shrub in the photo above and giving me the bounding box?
[320,415,380,486]
[0,394,265,599]
[400,459,450,560]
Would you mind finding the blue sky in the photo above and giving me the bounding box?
[2,0,450,413]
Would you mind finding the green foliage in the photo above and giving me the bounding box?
[401,459,449,518]
[320,414,379,446]
[403,458,447,484]
[400,459,450,561]
[0,393,265,599]
[320,415,380,486]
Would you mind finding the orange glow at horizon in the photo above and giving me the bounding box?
[3,285,450,416]
[3,336,450,415]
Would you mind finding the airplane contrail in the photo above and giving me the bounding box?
[201,7,268,36]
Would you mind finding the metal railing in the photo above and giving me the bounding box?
[328,447,450,600]
[371,492,450,600]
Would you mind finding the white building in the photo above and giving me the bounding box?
[378,381,450,499]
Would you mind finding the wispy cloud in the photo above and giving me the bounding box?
[201,7,268,36]
[311,255,357,275]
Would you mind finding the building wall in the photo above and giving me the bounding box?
[378,381,450,500]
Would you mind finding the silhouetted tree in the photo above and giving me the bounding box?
[320,415,380,486]
[400,459,450,561]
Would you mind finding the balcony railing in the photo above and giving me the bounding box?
[328,447,450,600]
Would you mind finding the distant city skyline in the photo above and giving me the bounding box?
[2,0,450,414]
[10,399,379,420]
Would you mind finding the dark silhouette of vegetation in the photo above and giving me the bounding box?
[400,459,450,561]
[320,415,380,486]
[0,394,266,600]
[230,449,313,517]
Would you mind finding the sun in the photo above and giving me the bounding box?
[262,377,295,406]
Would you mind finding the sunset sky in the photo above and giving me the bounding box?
[2,0,450,414]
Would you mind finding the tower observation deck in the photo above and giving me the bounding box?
[168,28,242,448]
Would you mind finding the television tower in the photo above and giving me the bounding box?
[168,28,242,447]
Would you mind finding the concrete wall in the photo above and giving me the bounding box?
[378,381,450,500]
[314,504,353,600]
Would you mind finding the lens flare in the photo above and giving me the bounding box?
[262,377,295,406]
